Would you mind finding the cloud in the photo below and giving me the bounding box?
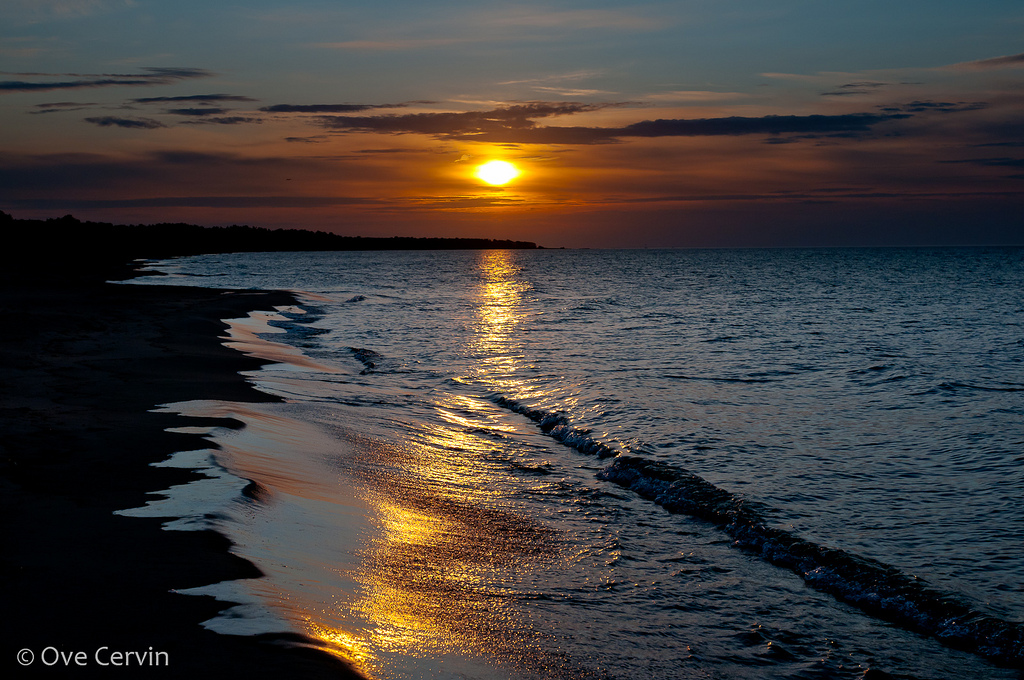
[317,103,908,144]
[285,136,329,143]
[179,116,262,125]
[260,103,408,113]
[2,196,381,210]
[318,102,608,135]
[166,107,229,116]
[948,52,1024,71]
[132,93,257,104]
[642,90,749,103]
[530,86,616,97]
[3,0,130,21]
[616,114,903,137]
[313,38,474,51]
[939,157,1024,168]
[821,81,889,96]
[358,148,431,154]
[498,70,605,86]
[29,101,95,114]
[494,71,614,97]
[0,67,213,93]
[314,7,661,51]
[879,100,988,114]
[84,115,165,129]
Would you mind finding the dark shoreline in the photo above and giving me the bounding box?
[0,264,361,677]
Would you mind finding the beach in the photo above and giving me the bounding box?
[4,245,1021,679]
[0,258,361,678]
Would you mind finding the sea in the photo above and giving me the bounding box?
[122,247,1023,680]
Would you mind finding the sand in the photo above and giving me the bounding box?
[0,261,361,678]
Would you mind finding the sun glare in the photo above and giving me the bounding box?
[475,160,519,186]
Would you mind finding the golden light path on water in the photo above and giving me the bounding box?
[297,250,569,679]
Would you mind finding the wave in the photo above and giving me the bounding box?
[348,347,382,373]
[492,396,1024,668]
[666,374,775,384]
[940,381,1024,393]
[493,396,620,458]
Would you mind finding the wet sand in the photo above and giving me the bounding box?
[0,260,362,678]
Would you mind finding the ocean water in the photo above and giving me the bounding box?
[125,248,1023,679]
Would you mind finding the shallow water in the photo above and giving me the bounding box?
[127,248,1024,678]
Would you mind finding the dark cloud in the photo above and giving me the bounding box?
[0,67,213,93]
[132,67,213,79]
[317,103,907,144]
[974,141,1024,148]
[29,101,96,114]
[318,102,608,139]
[84,116,166,129]
[179,116,263,125]
[763,132,867,145]
[615,114,903,137]
[939,157,1024,168]
[132,93,257,104]
[34,101,94,109]
[0,149,374,197]
[357,148,430,154]
[3,79,158,92]
[1,196,381,210]
[260,103,409,113]
[0,68,212,79]
[166,107,230,116]
[881,100,988,114]
[285,136,329,143]
[821,81,889,96]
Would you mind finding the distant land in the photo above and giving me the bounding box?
[1,211,540,282]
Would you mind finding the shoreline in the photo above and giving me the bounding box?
[0,264,361,678]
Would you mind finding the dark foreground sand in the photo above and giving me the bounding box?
[0,261,361,678]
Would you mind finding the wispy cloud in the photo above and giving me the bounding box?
[317,102,607,137]
[643,90,750,103]
[530,86,616,97]
[166,107,230,116]
[480,7,661,31]
[495,70,613,97]
[2,195,381,210]
[84,115,164,129]
[260,103,409,113]
[3,0,131,22]
[132,93,257,104]
[947,52,1024,71]
[314,6,663,51]
[879,100,988,114]
[313,38,476,51]
[0,67,212,93]
[179,116,262,126]
[939,157,1024,168]
[821,81,889,96]
[29,101,96,114]
[316,102,907,144]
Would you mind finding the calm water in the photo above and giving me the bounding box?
[126,248,1024,679]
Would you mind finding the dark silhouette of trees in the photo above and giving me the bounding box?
[0,211,539,283]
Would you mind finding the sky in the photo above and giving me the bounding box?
[1,0,1022,247]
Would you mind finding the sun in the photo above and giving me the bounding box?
[475,160,520,186]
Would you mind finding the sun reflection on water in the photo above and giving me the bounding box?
[299,251,563,679]
[469,250,531,386]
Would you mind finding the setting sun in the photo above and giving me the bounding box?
[474,160,520,186]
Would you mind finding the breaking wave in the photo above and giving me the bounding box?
[493,395,1024,667]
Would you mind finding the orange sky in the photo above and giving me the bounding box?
[2,1,1022,246]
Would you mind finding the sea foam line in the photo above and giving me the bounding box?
[493,395,1024,668]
